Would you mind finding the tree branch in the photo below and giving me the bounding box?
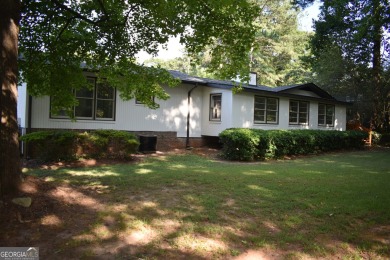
[96,0,108,17]
[52,0,108,25]
[56,17,74,41]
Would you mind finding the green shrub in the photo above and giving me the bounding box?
[380,133,390,146]
[20,130,78,161]
[21,129,140,161]
[371,131,382,145]
[219,128,261,161]
[219,129,368,161]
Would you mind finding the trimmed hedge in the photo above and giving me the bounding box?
[21,130,140,161]
[219,129,368,161]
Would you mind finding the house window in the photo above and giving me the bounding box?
[318,104,335,126]
[210,94,222,121]
[254,96,278,124]
[289,100,309,125]
[135,96,155,105]
[51,77,115,120]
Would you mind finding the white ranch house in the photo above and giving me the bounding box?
[20,70,349,151]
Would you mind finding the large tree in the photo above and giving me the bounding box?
[250,0,311,86]
[0,1,22,196]
[146,0,312,87]
[299,0,390,129]
[0,0,259,195]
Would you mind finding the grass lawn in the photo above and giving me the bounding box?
[18,149,390,259]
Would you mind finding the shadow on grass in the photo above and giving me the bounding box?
[4,149,389,259]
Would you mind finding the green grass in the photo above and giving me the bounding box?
[26,149,390,259]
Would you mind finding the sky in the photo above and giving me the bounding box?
[136,1,322,63]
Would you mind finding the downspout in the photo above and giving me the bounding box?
[186,84,198,149]
[26,94,32,158]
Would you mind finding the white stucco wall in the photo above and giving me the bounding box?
[30,84,203,138]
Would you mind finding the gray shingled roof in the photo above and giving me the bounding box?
[169,70,272,91]
[169,70,348,104]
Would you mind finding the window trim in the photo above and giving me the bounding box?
[318,103,335,127]
[50,77,116,121]
[253,96,279,125]
[289,100,309,125]
[209,93,222,122]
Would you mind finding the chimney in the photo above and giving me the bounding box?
[249,72,257,85]
[234,72,257,85]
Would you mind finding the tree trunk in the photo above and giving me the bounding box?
[0,0,22,196]
[371,0,383,129]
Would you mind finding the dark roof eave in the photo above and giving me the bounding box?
[240,87,350,105]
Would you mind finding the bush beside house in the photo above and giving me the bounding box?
[219,129,368,161]
[21,130,140,161]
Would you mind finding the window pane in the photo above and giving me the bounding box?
[255,97,266,108]
[289,100,298,123]
[318,116,325,125]
[75,98,93,118]
[267,103,278,111]
[210,94,221,120]
[255,102,266,110]
[267,111,277,123]
[326,105,334,115]
[289,113,298,123]
[299,113,308,123]
[326,115,334,125]
[318,104,325,115]
[254,110,265,122]
[299,102,308,112]
[97,83,114,99]
[290,101,298,112]
[76,88,93,98]
[96,100,114,119]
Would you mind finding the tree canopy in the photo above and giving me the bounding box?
[144,0,313,87]
[20,0,260,111]
[250,0,311,86]
[304,0,390,129]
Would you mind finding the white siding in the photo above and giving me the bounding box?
[229,92,346,132]
[201,87,233,136]
[17,83,27,128]
[31,84,203,138]
[30,83,347,138]
[283,89,321,98]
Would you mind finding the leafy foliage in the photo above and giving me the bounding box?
[19,1,260,113]
[220,128,368,161]
[20,130,79,161]
[250,0,312,86]
[142,1,312,87]
[305,0,390,130]
[21,130,140,161]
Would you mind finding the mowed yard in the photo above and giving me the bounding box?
[1,149,390,259]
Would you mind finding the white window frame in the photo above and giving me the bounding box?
[51,77,115,121]
[289,100,309,125]
[318,103,335,127]
[209,93,222,121]
[254,96,279,124]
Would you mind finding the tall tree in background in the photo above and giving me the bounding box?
[302,0,390,129]
[143,54,217,79]
[148,0,312,87]
[0,0,259,195]
[250,0,311,86]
